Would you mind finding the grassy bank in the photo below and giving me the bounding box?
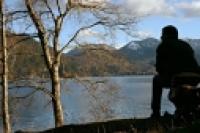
[15,116,200,133]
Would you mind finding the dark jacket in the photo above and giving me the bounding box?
[156,39,199,78]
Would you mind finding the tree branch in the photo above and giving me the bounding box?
[9,85,56,100]
[59,21,103,54]
[7,34,38,52]
[43,0,56,21]
[53,16,62,55]
[56,0,62,15]
[7,10,29,16]
[25,0,53,70]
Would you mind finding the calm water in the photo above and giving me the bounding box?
[1,75,175,131]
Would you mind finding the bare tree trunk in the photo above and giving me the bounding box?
[25,0,64,127]
[50,62,64,127]
[0,0,11,132]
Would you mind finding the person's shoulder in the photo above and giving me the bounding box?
[178,39,193,50]
[156,42,163,49]
[156,42,167,53]
[178,39,189,45]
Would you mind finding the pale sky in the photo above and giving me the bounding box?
[133,0,200,39]
[5,0,200,49]
[72,0,200,48]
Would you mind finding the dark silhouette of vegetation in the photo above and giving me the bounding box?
[15,117,200,133]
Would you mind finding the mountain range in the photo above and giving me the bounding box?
[1,33,200,79]
[64,44,137,76]
[118,38,200,72]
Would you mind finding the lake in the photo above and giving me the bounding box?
[1,75,175,131]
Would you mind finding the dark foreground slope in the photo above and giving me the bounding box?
[15,116,200,133]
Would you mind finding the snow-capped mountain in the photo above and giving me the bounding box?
[119,38,159,61]
[119,38,200,62]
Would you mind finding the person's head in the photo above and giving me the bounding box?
[161,25,178,41]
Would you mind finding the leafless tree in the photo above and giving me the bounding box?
[6,0,138,127]
[0,0,11,132]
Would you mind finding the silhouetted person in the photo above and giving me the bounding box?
[151,25,199,118]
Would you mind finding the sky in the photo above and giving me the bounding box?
[71,0,200,48]
[5,0,200,49]
[132,0,200,39]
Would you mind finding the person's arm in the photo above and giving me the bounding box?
[155,45,163,74]
[186,43,199,66]
[184,41,199,72]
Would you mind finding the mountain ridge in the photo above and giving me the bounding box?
[2,34,200,79]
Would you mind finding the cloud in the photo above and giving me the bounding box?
[71,0,108,6]
[124,0,175,17]
[176,1,200,17]
[79,29,101,37]
[78,29,106,42]
[121,0,200,18]
[134,31,153,39]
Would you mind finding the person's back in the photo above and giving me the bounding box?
[151,25,199,118]
[156,39,199,78]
